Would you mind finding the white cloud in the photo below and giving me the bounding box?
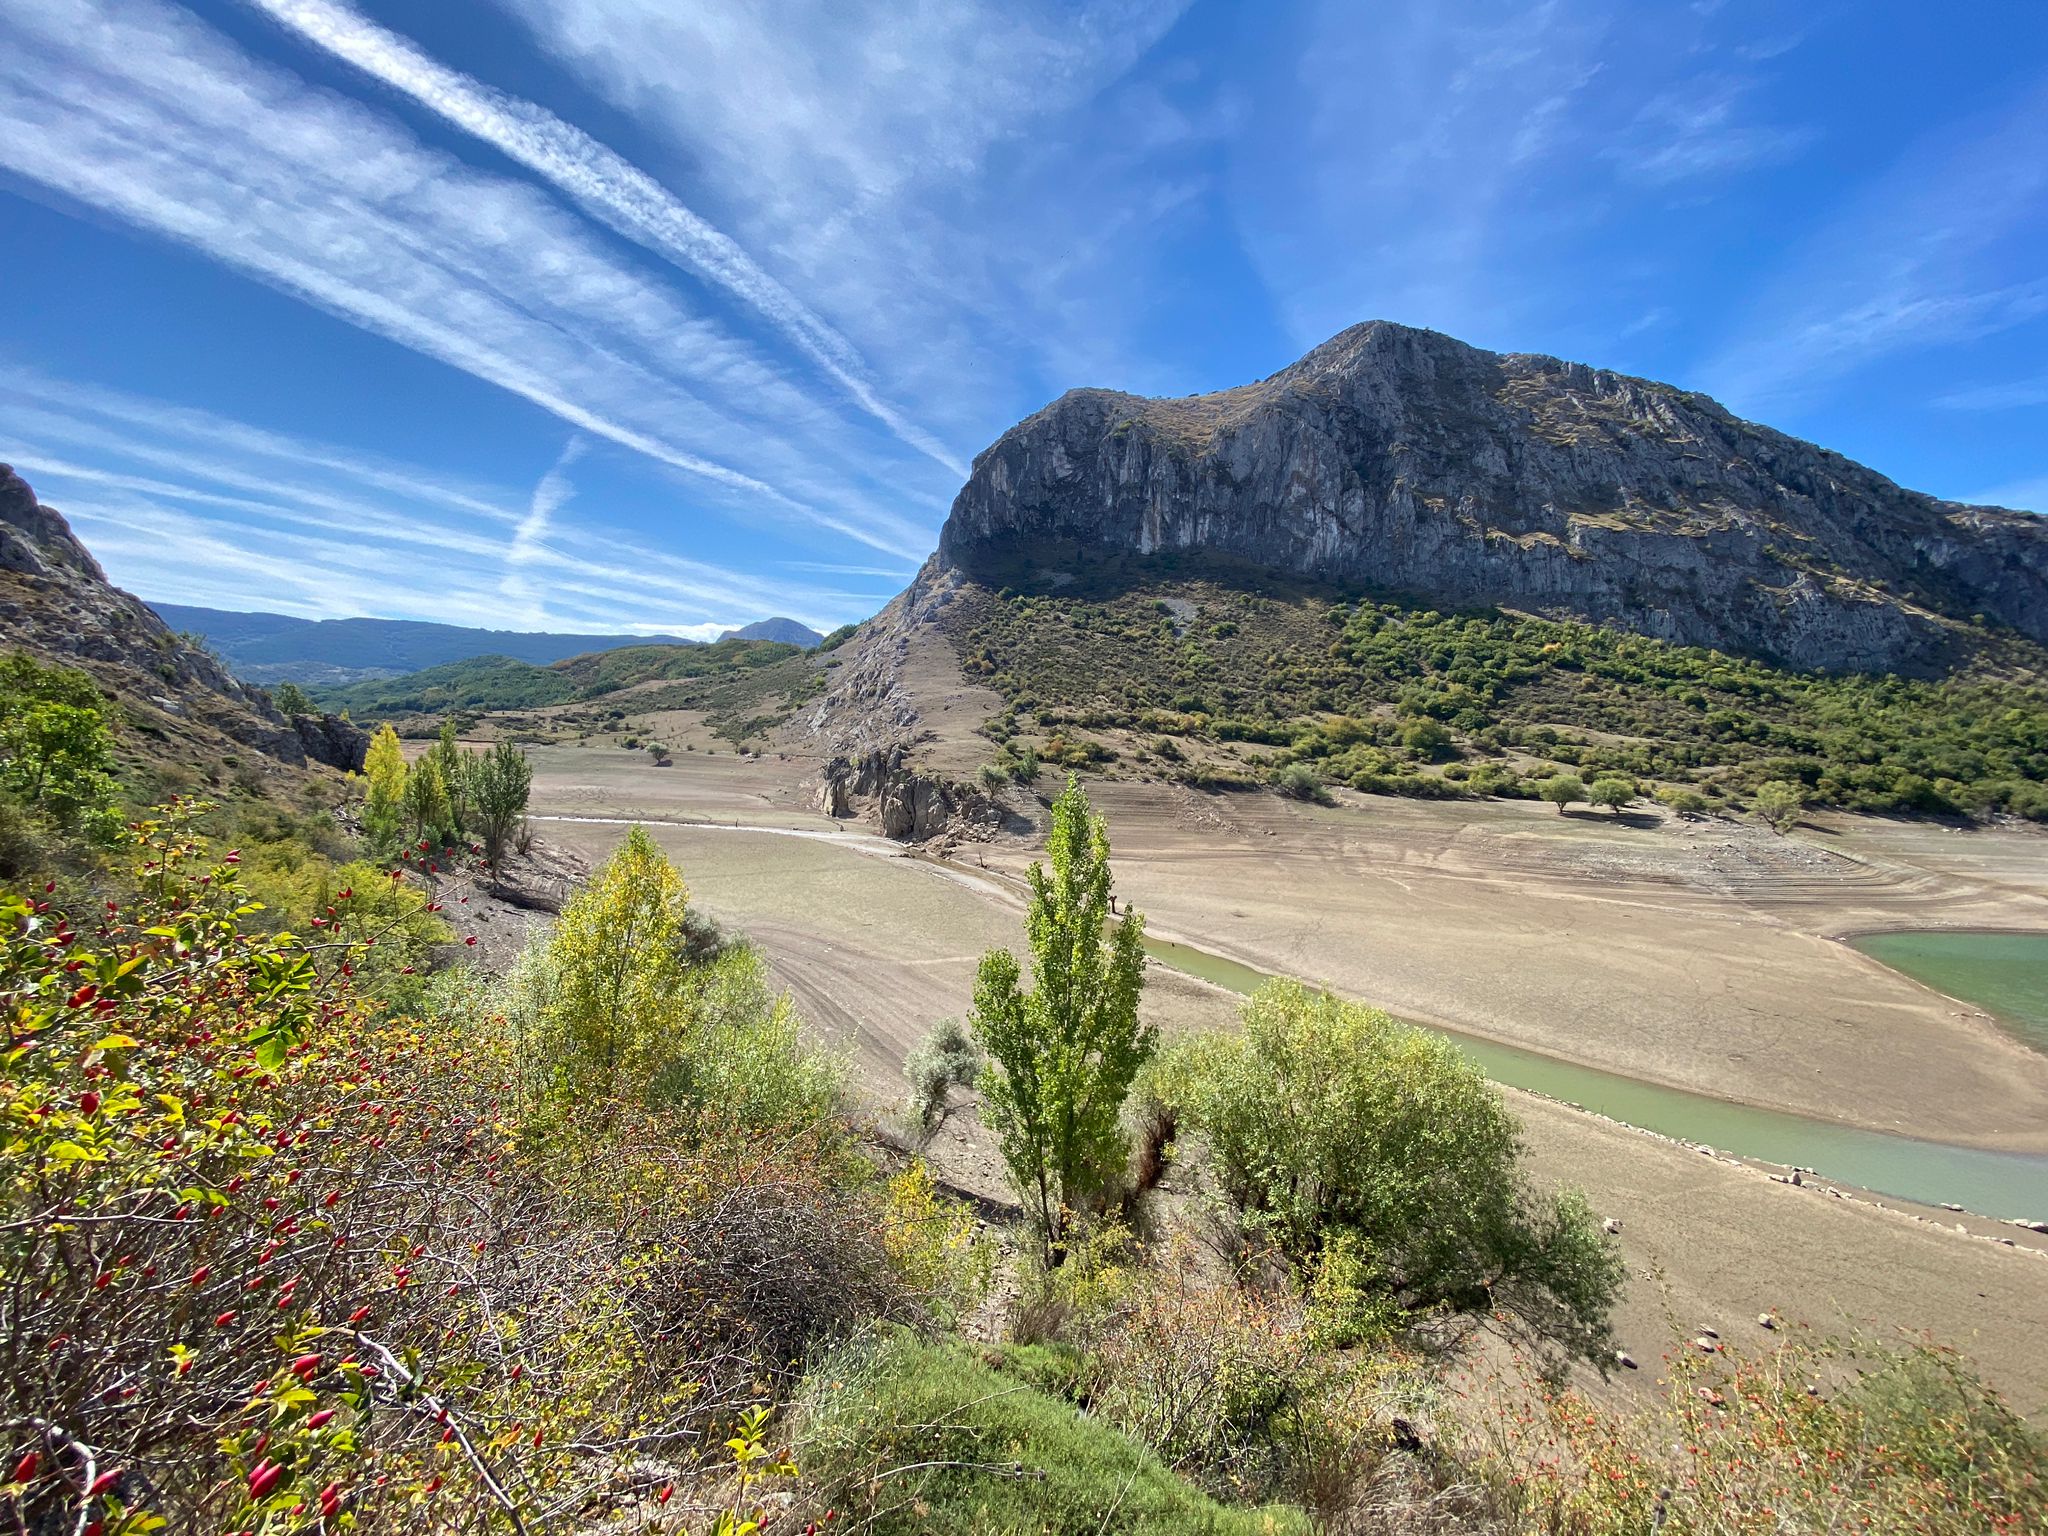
[1698,81,2048,411]
[1933,375,2048,411]
[1960,475,2048,513]
[0,0,939,559]
[0,371,891,635]
[485,0,1196,419]
[240,0,965,479]
[500,438,587,628]
[1606,75,1812,185]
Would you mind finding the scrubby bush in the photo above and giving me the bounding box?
[1150,981,1621,1365]
[904,1016,982,1138]
[943,579,2048,823]
[1463,1331,2047,1535]
[1272,761,1331,803]
[0,803,968,1534]
[1660,785,1711,817]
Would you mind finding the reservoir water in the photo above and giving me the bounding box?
[1849,930,2048,1056]
[1141,935,2048,1218]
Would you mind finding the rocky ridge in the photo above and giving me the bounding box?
[937,321,2048,674]
[0,464,365,776]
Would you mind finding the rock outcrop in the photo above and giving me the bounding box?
[936,322,2048,674]
[817,746,955,840]
[0,464,366,773]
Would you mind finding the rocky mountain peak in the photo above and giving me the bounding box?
[937,325,2046,674]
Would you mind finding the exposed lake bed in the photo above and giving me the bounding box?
[515,741,2048,1411]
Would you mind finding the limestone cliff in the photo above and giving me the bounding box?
[936,322,2047,674]
[0,464,366,774]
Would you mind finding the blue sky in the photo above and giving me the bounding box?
[1,0,2044,637]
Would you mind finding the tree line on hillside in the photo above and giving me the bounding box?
[952,581,2048,821]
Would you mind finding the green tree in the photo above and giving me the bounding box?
[1754,779,1806,833]
[469,739,533,872]
[1587,777,1635,815]
[271,681,311,715]
[970,775,1152,1264]
[1154,981,1622,1364]
[361,724,408,855]
[428,720,471,835]
[0,654,122,842]
[400,755,452,845]
[1538,774,1586,815]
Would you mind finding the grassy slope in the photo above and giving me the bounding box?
[938,557,2048,818]
[803,1332,1309,1536]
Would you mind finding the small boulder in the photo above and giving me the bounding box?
[1602,1217,1622,1235]
[1757,1313,1777,1330]
[1615,1350,1638,1370]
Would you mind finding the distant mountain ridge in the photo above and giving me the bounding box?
[937,319,2047,674]
[723,618,825,647]
[147,603,696,686]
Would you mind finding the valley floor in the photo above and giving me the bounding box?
[518,743,2048,1414]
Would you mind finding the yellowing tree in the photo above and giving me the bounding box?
[361,723,408,854]
[531,825,691,1104]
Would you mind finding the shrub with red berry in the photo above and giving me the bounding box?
[1,802,965,1534]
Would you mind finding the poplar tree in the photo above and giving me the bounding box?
[428,720,470,836]
[970,775,1151,1265]
[361,724,408,855]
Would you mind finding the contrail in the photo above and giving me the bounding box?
[242,0,968,478]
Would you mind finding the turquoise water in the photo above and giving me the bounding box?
[1851,930,2048,1056]
[1141,936,2048,1216]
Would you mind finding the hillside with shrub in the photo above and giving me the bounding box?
[932,557,2048,821]
[309,637,826,747]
